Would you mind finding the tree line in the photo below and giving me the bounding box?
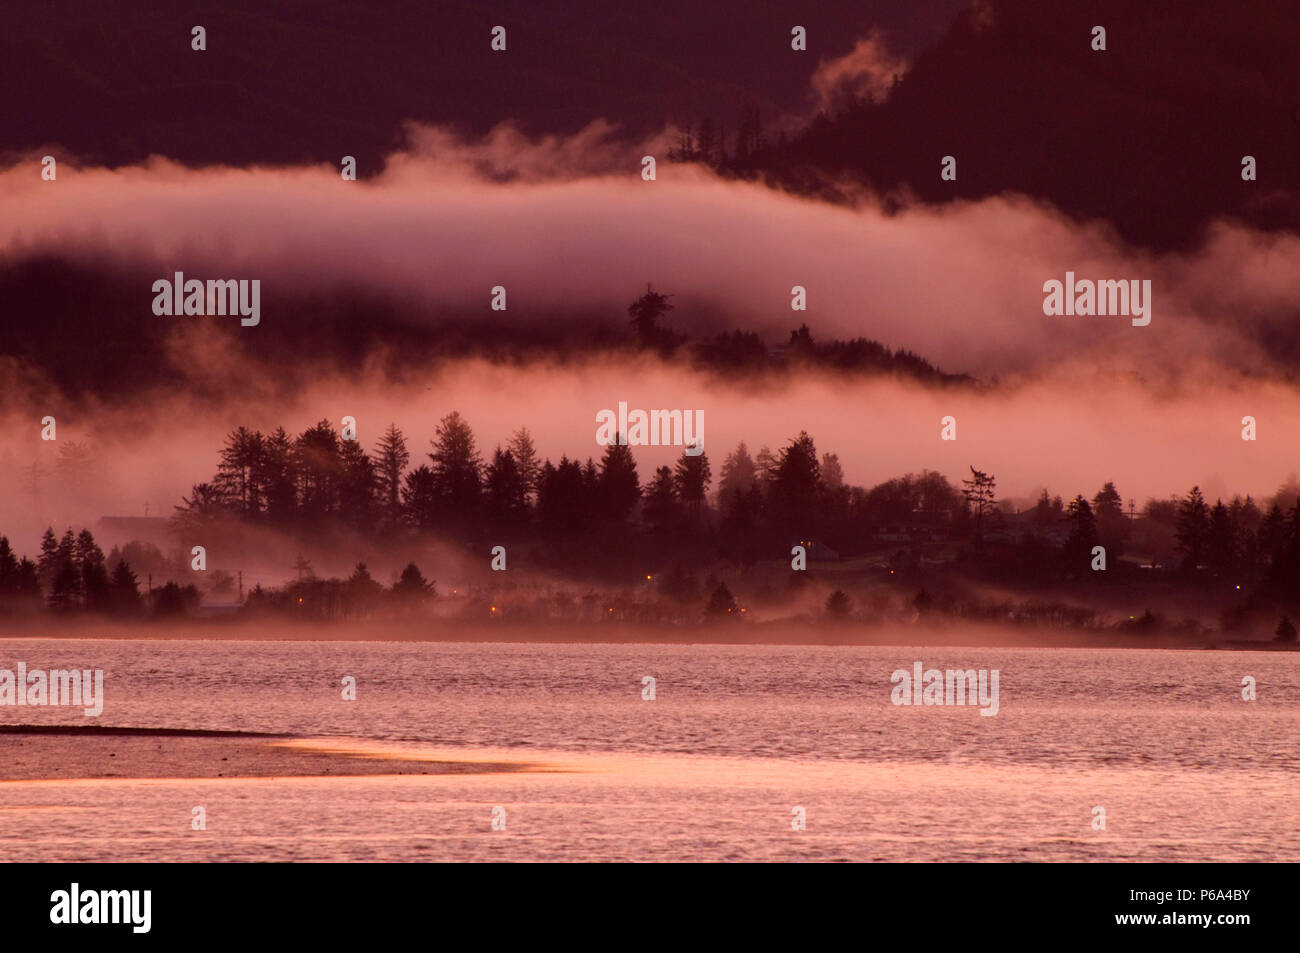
[165,409,1300,600]
[0,526,191,616]
[0,523,444,619]
[6,414,1300,619]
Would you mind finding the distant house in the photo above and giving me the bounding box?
[792,537,839,561]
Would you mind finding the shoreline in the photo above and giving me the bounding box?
[0,729,550,781]
[0,625,1297,651]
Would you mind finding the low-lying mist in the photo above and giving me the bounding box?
[2,347,1299,558]
[3,121,1299,378]
[2,122,1298,574]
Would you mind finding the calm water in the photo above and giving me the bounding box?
[1,639,1297,861]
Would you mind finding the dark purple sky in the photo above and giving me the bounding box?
[2,0,968,167]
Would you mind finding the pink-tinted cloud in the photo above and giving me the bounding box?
[1,128,1297,381]
[810,30,910,109]
[1,124,1299,554]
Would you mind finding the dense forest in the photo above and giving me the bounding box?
[0,263,969,404]
[5,398,1300,637]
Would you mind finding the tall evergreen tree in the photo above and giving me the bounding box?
[260,427,298,525]
[1205,500,1239,578]
[14,558,40,602]
[1258,504,1287,565]
[216,426,264,517]
[173,483,227,537]
[538,457,586,532]
[643,466,681,535]
[400,464,438,531]
[76,529,111,612]
[1063,495,1099,572]
[392,562,435,602]
[1175,486,1211,572]
[0,536,19,594]
[48,559,81,612]
[597,443,640,521]
[36,528,59,591]
[485,447,528,525]
[754,446,778,494]
[770,432,821,533]
[1033,489,1055,530]
[428,411,482,521]
[717,442,756,510]
[821,452,845,490]
[344,562,384,617]
[507,428,541,504]
[581,458,600,498]
[1092,481,1129,554]
[374,423,410,532]
[673,450,711,519]
[295,420,343,521]
[109,559,142,614]
[338,439,377,532]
